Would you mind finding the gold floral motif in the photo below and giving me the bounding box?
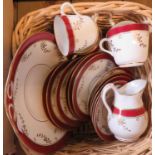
[40,41,51,53]
[18,113,29,136]
[106,61,115,70]
[109,40,121,53]
[118,118,126,125]
[21,52,32,62]
[36,133,52,144]
[73,17,84,30]
[88,64,99,71]
[136,117,140,121]
[117,118,131,132]
[136,33,147,48]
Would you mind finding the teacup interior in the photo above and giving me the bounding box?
[112,20,136,28]
[54,16,69,56]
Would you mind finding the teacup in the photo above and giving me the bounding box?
[54,2,99,56]
[99,22,149,67]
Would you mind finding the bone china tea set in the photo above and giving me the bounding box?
[5,2,150,154]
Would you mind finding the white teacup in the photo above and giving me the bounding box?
[54,2,99,56]
[99,22,149,67]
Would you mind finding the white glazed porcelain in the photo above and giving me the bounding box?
[99,23,149,67]
[54,2,99,56]
[101,79,148,142]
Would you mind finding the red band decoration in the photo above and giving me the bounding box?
[113,107,145,117]
[107,23,149,37]
[61,16,75,55]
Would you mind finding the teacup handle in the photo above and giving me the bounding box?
[101,83,117,118]
[91,13,98,23]
[60,2,81,16]
[99,38,113,56]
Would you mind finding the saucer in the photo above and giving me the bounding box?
[5,32,69,154]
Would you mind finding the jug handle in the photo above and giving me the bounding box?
[101,83,117,118]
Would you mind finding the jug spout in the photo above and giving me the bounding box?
[119,79,147,96]
[131,79,147,95]
[113,79,147,109]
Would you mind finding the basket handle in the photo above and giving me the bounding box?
[60,2,81,17]
[99,38,113,56]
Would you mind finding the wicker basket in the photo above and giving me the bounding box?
[12,1,152,155]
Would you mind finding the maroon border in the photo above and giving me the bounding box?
[43,63,69,129]
[5,32,69,154]
[56,58,82,127]
[61,16,75,55]
[107,23,149,37]
[113,107,146,117]
[45,62,74,130]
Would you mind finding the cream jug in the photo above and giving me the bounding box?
[101,79,148,142]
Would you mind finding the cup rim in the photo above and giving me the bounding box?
[107,23,149,38]
[54,15,75,56]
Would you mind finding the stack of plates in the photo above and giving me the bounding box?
[5,32,133,154]
[43,51,116,129]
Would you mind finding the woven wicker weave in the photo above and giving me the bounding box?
[12,1,152,155]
